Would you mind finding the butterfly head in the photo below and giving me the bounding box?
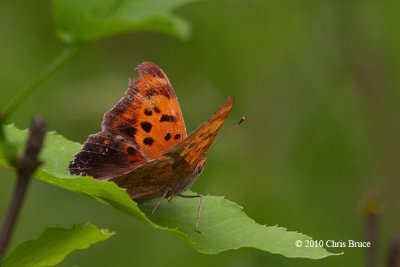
[193,158,207,178]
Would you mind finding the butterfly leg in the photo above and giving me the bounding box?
[149,190,170,217]
[178,194,203,233]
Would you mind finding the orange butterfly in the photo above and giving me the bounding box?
[68,62,234,232]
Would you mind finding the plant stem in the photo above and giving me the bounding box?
[0,118,46,260]
[0,46,81,122]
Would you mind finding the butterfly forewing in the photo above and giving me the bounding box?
[68,62,187,178]
[103,62,187,159]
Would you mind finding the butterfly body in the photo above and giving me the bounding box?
[114,157,207,202]
[68,62,233,202]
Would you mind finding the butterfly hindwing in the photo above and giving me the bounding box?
[68,131,148,179]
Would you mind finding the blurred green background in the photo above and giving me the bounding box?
[1,0,399,266]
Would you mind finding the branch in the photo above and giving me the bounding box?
[0,118,46,260]
[362,191,380,267]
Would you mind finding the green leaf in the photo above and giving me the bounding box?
[0,224,113,267]
[0,125,338,258]
[53,0,199,44]
[140,196,336,257]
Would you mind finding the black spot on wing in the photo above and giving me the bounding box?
[144,109,152,116]
[153,106,161,113]
[140,122,152,133]
[165,133,171,141]
[174,134,181,140]
[143,137,154,146]
[160,114,176,123]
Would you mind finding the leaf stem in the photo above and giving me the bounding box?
[0,118,46,260]
[0,46,81,122]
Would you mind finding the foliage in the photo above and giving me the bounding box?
[53,0,198,44]
[0,224,113,267]
[0,125,335,258]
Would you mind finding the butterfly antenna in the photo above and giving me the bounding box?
[210,116,245,149]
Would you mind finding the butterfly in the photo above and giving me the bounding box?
[68,62,234,232]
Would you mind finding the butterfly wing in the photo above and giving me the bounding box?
[68,62,187,178]
[165,96,234,168]
[102,62,187,158]
[111,96,234,200]
[68,131,148,179]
